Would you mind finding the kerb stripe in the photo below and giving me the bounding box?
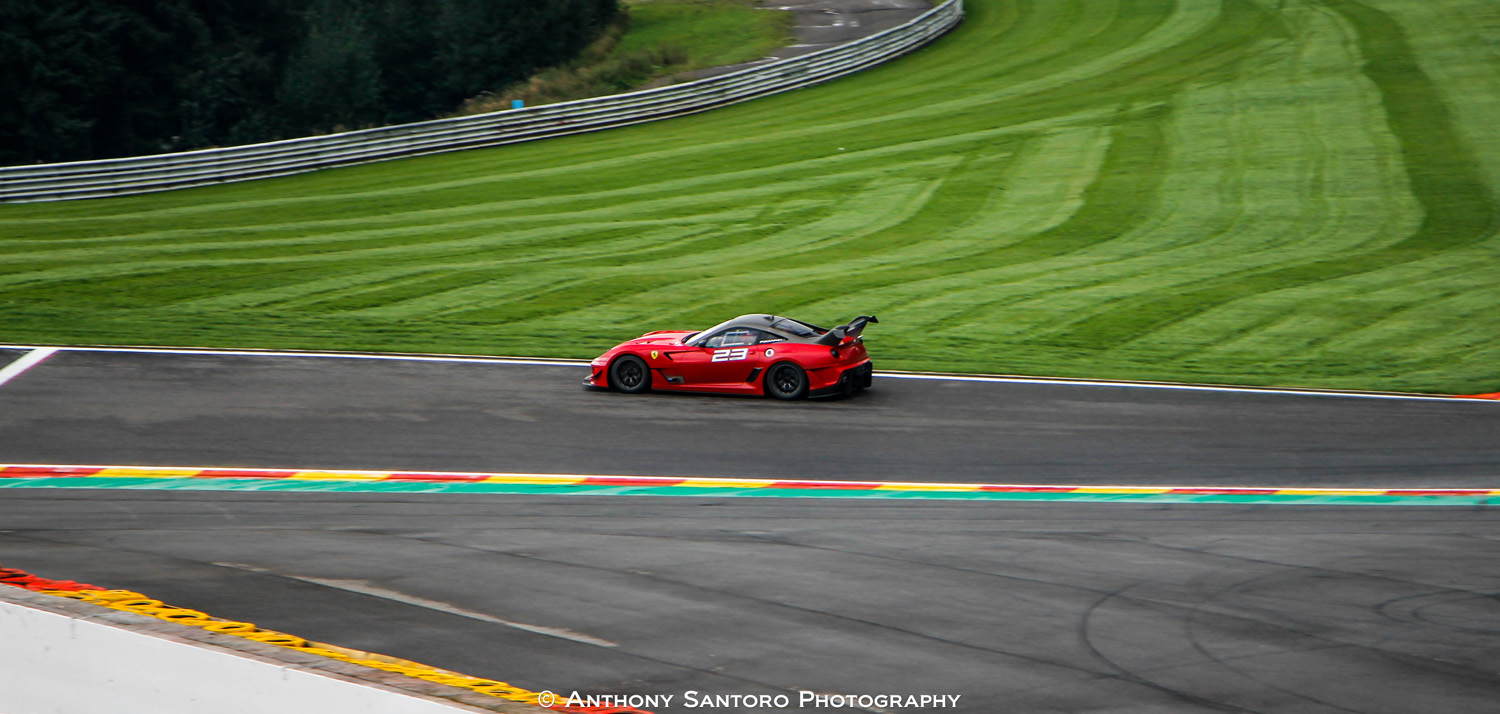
[0,464,1495,506]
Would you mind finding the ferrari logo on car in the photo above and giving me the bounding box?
[712,348,750,362]
[651,350,659,360]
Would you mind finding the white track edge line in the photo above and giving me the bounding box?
[2,463,1491,494]
[4,344,584,367]
[214,563,617,647]
[0,347,59,388]
[2,344,1491,404]
[874,372,1472,403]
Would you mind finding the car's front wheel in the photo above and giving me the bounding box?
[609,355,651,394]
[765,362,808,400]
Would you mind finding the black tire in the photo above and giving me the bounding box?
[609,355,651,394]
[765,362,808,400]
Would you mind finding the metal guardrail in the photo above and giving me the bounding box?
[0,0,962,203]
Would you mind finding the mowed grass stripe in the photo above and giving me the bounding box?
[1048,0,1499,352]
[2,0,1497,393]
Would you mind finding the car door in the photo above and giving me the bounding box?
[740,329,785,386]
[676,328,762,386]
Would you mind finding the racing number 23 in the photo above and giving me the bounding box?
[711,348,750,362]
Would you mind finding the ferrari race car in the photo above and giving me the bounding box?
[586,314,877,399]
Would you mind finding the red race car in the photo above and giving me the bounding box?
[586,314,877,399]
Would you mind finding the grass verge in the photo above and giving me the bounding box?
[2,0,1498,394]
[458,0,794,112]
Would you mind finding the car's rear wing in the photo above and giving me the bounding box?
[817,315,879,346]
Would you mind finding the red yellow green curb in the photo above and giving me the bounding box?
[1,465,1495,506]
[0,563,647,714]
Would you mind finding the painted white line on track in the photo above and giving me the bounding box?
[0,344,1490,404]
[2,344,586,367]
[0,347,58,389]
[875,372,1477,404]
[215,562,617,648]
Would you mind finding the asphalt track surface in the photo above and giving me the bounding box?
[2,348,1498,486]
[2,348,1499,713]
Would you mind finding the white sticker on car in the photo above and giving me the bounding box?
[711,348,750,362]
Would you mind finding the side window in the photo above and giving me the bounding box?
[703,329,752,348]
[754,330,786,344]
[771,318,819,337]
[703,328,783,348]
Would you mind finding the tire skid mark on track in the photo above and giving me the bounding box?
[1079,580,1261,713]
[455,534,1121,682]
[1176,570,1367,714]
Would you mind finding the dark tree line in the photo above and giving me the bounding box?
[0,0,619,164]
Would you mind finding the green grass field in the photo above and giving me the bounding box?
[4,0,1499,393]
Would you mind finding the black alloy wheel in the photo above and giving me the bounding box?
[610,355,651,393]
[765,362,808,400]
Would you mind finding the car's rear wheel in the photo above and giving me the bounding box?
[609,355,651,394]
[765,362,808,400]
